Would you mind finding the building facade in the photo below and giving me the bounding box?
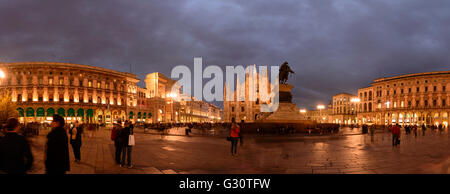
[305,104,333,123]
[144,72,222,123]
[356,71,450,127]
[0,62,222,124]
[223,66,271,123]
[331,93,357,124]
[0,62,144,124]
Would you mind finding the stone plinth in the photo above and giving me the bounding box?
[256,83,307,123]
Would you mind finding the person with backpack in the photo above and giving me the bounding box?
[0,118,34,174]
[69,121,82,163]
[111,122,122,165]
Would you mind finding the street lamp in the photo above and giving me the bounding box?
[350,98,360,103]
[299,109,307,113]
[350,98,360,124]
[0,70,5,79]
[0,70,5,87]
[317,105,325,123]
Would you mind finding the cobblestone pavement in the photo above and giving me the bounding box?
[27,127,450,174]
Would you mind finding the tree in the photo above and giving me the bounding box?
[0,90,18,124]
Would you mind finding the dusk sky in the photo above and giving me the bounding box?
[1,0,449,109]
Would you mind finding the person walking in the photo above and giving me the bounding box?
[392,124,401,147]
[413,125,418,138]
[119,121,133,168]
[111,122,123,165]
[0,118,33,174]
[421,124,426,136]
[229,121,240,156]
[69,121,82,163]
[369,125,375,142]
[45,114,70,174]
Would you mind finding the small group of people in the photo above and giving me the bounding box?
[111,120,134,168]
[0,114,77,174]
[404,125,418,137]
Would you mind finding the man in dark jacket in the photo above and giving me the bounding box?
[45,114,70,174]
[119,121,133,168]
[0,118,33,174]
[112,122,123,165]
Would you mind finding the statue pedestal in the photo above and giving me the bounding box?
[256,84,307,123]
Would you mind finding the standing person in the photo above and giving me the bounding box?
[413,125,418,138]
[0,118,33,174]
[119,121,133,168]
[45,114,70,174]
[88,124,94,138]
[421,124,426,136]
[229,121,240,156]
[69,121,82,163]
[239,121,244,146]
[186,123,192,136]
[369,125,375,142]
[392,124,401,147]
[111,122,122,165]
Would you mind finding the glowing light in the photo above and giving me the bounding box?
[299,109,307,113]
[317,105,325,110]
[0,70,5,79]
[350,98,360,103]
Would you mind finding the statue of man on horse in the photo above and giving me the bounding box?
[279,61,295,84]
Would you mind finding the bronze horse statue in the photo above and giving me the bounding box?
[279,61,295,84]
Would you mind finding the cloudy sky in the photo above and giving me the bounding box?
[1,0,449,109]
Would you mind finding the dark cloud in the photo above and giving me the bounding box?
[1,0,449,109]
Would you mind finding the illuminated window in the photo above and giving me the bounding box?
[49,78,53,85]
[88,81,92,87]
[59,79,63,85]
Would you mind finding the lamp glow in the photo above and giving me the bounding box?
[350,98,360,103]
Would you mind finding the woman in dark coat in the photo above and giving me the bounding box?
[69,121,82,163]
[45,114,70,174]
